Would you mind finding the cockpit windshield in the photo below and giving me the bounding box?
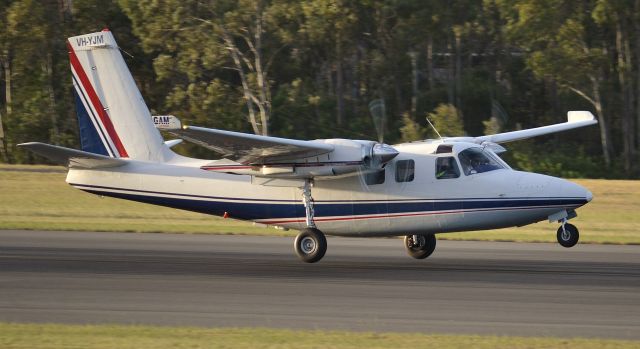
[457,147,505,175]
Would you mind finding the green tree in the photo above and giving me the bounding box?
[498,0,613,166]
[592,0,638,174]
[120,0,297,136]
[0,0,12,162]
[298,0,359,127]
[2,0,71,163]
[426,103,465,137]
[399,113,427,142]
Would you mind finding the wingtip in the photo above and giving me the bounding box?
[567,111,596,123]
[17,142,40,147]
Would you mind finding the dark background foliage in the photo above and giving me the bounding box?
[0,0,637,178]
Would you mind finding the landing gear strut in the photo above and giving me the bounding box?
[404,234,437,259]
[557,222,579,248]
[294,179,327,263]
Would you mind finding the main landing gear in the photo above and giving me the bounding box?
[293,179,328,263]
[557,222,579,248]
[294,227,327,263]
[404,234,437,259]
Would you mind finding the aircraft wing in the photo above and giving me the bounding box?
[473,111,597,144]
[18,142,128,169]
[170,126,335,164]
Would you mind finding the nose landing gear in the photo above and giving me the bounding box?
[404,234,437,259]
[549,211,580,248]
[557,222,579,248]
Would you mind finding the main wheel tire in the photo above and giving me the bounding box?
[404,234,436,259]
[557,223,579,248]
[294,228,327,263]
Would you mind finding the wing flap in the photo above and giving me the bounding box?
[18,142,128,168]
[170,126,334,164]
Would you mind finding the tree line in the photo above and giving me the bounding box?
[0,0,638,178]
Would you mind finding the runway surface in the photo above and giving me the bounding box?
[1,230,639,339]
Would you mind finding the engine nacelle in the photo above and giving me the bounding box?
[201,138,399,180]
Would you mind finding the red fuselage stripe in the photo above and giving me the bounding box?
[202,166,253,170]
[258,205,574,225]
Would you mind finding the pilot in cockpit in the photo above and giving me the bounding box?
[436,157,459,179]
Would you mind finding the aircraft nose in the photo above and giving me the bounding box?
[585,189,593,202]
[557,178,593,205]
[520,173,593,207]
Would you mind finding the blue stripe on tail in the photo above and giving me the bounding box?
[74,89,109,156]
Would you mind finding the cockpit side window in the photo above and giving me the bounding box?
[457,147,505,175]
[435,157,460,179]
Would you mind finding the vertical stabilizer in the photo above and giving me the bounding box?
[68,29,172,161]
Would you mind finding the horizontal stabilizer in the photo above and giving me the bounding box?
[170,126,334,164]
[164,139,183,148]
[18,142,128,169]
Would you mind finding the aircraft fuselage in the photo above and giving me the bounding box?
[66,142,591,237]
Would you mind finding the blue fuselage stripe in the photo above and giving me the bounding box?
[76,185,587,221]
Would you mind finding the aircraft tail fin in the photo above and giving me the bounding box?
[68,29,172,162]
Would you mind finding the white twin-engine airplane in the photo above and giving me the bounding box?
[21,30,596,263]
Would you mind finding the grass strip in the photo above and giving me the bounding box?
[0,323,637,349]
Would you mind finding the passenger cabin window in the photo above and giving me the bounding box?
[457,147,505,175]
[365,169,385,185]
[395,160,415,182]
[435,157,460,179]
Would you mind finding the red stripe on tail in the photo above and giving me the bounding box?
[67,41,129,158]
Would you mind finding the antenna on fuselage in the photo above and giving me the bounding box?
[425,116,442,140]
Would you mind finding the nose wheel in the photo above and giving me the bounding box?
[404,234,437,259]
[557,223,579,248]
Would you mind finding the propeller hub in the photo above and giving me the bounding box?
[372,143,399,164]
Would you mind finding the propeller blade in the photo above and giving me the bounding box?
[368,99,386,143]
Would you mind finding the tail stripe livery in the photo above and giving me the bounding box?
[73,84,112,156]
[68,41,128,158]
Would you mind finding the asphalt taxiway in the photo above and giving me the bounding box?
[0,230,638,339]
